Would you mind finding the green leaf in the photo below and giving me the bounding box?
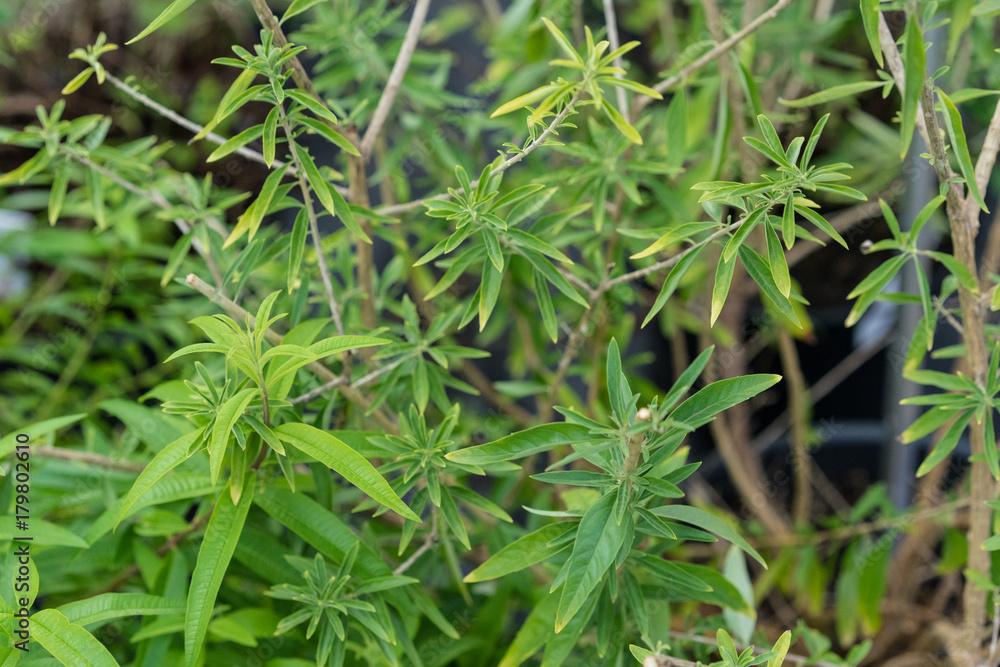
[286,206,309,293]
[0,413,86,459]
[606,339,633,424]
[533,269,559,342]
[779,81,883,107]
[185,477,254,666]
[207,124,264,162]
[62,68,94,95]
[439,488,470,550]
[900,14,926,159]
[483,228,504,272]
[795,205,848,249]
[722,208,764,263]
[294,143,369,242]
[642,245,705,328]
[649,505,766,567]
[48,159,70,225]
[116,428,204,527]
[739,245,801,327]
[492,85,560,118]
[59,593,185,626]
[478,262,503,331]
[223,163,290,248]
[127,0,198,44]
[32,610,119,667]
[710,253,737,326]
[466,521,578,582]
[274,423,419,521]
[161,231,194,287]
[446,423,594,466]
[672,374,780,432]
[938,88,988,212]
[860,0,884,66]
[765,220,790,297]
[767,631,792,667]
[555,490,629,631]
[262,106,279,168]
[540,18,583,65]
[208,388,257,485]
[601,97,642,144]
[846,255,908,326]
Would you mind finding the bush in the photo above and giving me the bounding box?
[2,1,1000,665]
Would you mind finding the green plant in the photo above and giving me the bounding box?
[3,0,1000,665]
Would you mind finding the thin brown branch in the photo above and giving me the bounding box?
[601,0,628,117]
[33,447,146,472]
[459,359,535,427]
[360,0,432,159]
[105,73,294,178]
[246,0,349,138]
[776,329,811,524]
[632,0,797,118]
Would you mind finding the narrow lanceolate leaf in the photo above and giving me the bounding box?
[672,374,781,431]
[765,221,790,297]
[606,338,633,423]
[59,593,185,626]
[287,206,308,293]
[642,245,705,328]
[127,0,198,44]
[185,477,254,667]
[739,245,801,327]
[0,413,86,459]
[938,89,988,212]
[555,490,629,632]
[767,631,793,667]
[917,410,973,477]
[900,14,926,159]
[465,522,577,582]
[161,231,194,287]
[860,0,883,67]
[208,388,257,485]
[779,81,883,108]
[533,269,559,342]
[446,423,595,466]
[223,163,290,248]
[491,85,560,118]
[48,160,70,225]
[32,610,119,667]
[294,144,369,242]
[710,253,737,326]
[116,428,205,527]
[274,423,419,521]
[650,505,766,567]
[262,106,279,168]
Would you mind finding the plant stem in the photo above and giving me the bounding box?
[360,0,432,159]
[246,0,349,137]
[280,111,346,335]
[919,79,994,661]
[601,0,628,117]
[632,0,797,118]
[776,328,811,525]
